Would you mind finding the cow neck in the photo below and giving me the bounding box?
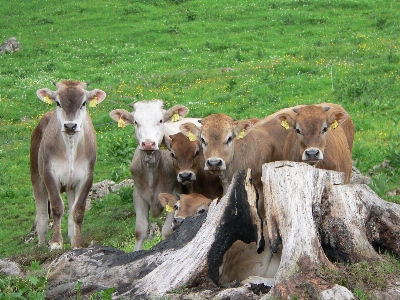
[141,150,162,200]
[62,130,84,188]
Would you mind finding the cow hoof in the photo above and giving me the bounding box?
[50,242,63,251]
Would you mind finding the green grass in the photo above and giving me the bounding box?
[0,1,399,292]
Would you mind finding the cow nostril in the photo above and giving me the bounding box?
[179,172,192,181]
[207,159,223,167]
[305,149,320,158]
[64,123,77,131]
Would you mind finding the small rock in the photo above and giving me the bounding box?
[0,37,22,54]
[0,259,24,277]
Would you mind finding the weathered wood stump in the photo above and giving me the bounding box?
[46,169,264,299]
[262,161,400,299]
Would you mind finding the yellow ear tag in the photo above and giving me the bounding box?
[237,129,245,139]
[188,131,197,141]
[160,143,167,150]
[165,203,174,213]
[281,120,290,130]
[171,113,180,122]
[89,96,98,108]
[43,95,52,105]
[330,120,338,130]
[118,117,126,128]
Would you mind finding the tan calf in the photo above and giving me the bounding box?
[277,104,354,183]
[30,81,106,249]
[180,113,289,219]
[158,193,212,231]
[164,132,223,200]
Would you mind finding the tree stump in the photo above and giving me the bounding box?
[46,169,264,299]
[262,161,400,299]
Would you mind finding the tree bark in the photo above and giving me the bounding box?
[46,169,264,299]
[262,161,400,299]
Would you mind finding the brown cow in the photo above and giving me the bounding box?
[31,81,106,249]
[158,192,212,231]
[179,113,289,218]
[164,132,223,200]
[276,104,354,183]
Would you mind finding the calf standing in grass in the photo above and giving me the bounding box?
[30,80,106,250]
[277,104,354,183]
[110,100,190,250]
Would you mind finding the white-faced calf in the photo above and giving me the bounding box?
[110,100,191,251]
[30,80,106,250]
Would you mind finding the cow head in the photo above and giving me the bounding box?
[278,105,348,166]
[36,81,106,135]
[180,114,253,175]
[158,193,212,230]
[164,132,201,185]
[109,101,188,151]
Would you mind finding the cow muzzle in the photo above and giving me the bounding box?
[178,171,196,184]
[205,158,226,173]
[63,122,78,135]
[302,148,323,166]
[172,217,185,231]
[141,141,156,151]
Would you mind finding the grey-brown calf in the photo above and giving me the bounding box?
[30,80,106,250]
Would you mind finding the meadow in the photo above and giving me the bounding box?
[0,0,399,297]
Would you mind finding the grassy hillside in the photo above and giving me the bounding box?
[0,0,399,267]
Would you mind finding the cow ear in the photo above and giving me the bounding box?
[329,110,348,129]
[233,120,253,139]
[36,88,56,103]
[110,109,134,125]
[88,89,106,105]
[277,114,295,130]
[158,193,177,207]
[164,105,189,122]
[180,122,201,139]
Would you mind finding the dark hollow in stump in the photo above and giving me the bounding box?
[46,169,264,299]
[262,161,400,299]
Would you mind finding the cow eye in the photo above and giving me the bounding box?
[201,137,207,146]
[159,119,163,124]
[322,127,328,134]
[134,121,138,126]
[226,136,233,144]
[296,128,302,135]
[56,101,61,107]
[194,150,200,157]
[81,102,86,108]
[170,152,176,159]
[198,208,206,214]
[173,204,179,210]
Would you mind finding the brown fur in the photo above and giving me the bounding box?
[165,132,223,200]
[180,113,290,219]
[277,104,354,183]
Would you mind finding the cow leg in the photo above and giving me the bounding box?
[44,172,64,250]
[70,178,92,249]
[162,211,174,240]
[134,189,150,251]
[49,193,65,250]
[34,182,49,246]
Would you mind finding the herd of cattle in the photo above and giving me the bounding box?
[29,80,354,280]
